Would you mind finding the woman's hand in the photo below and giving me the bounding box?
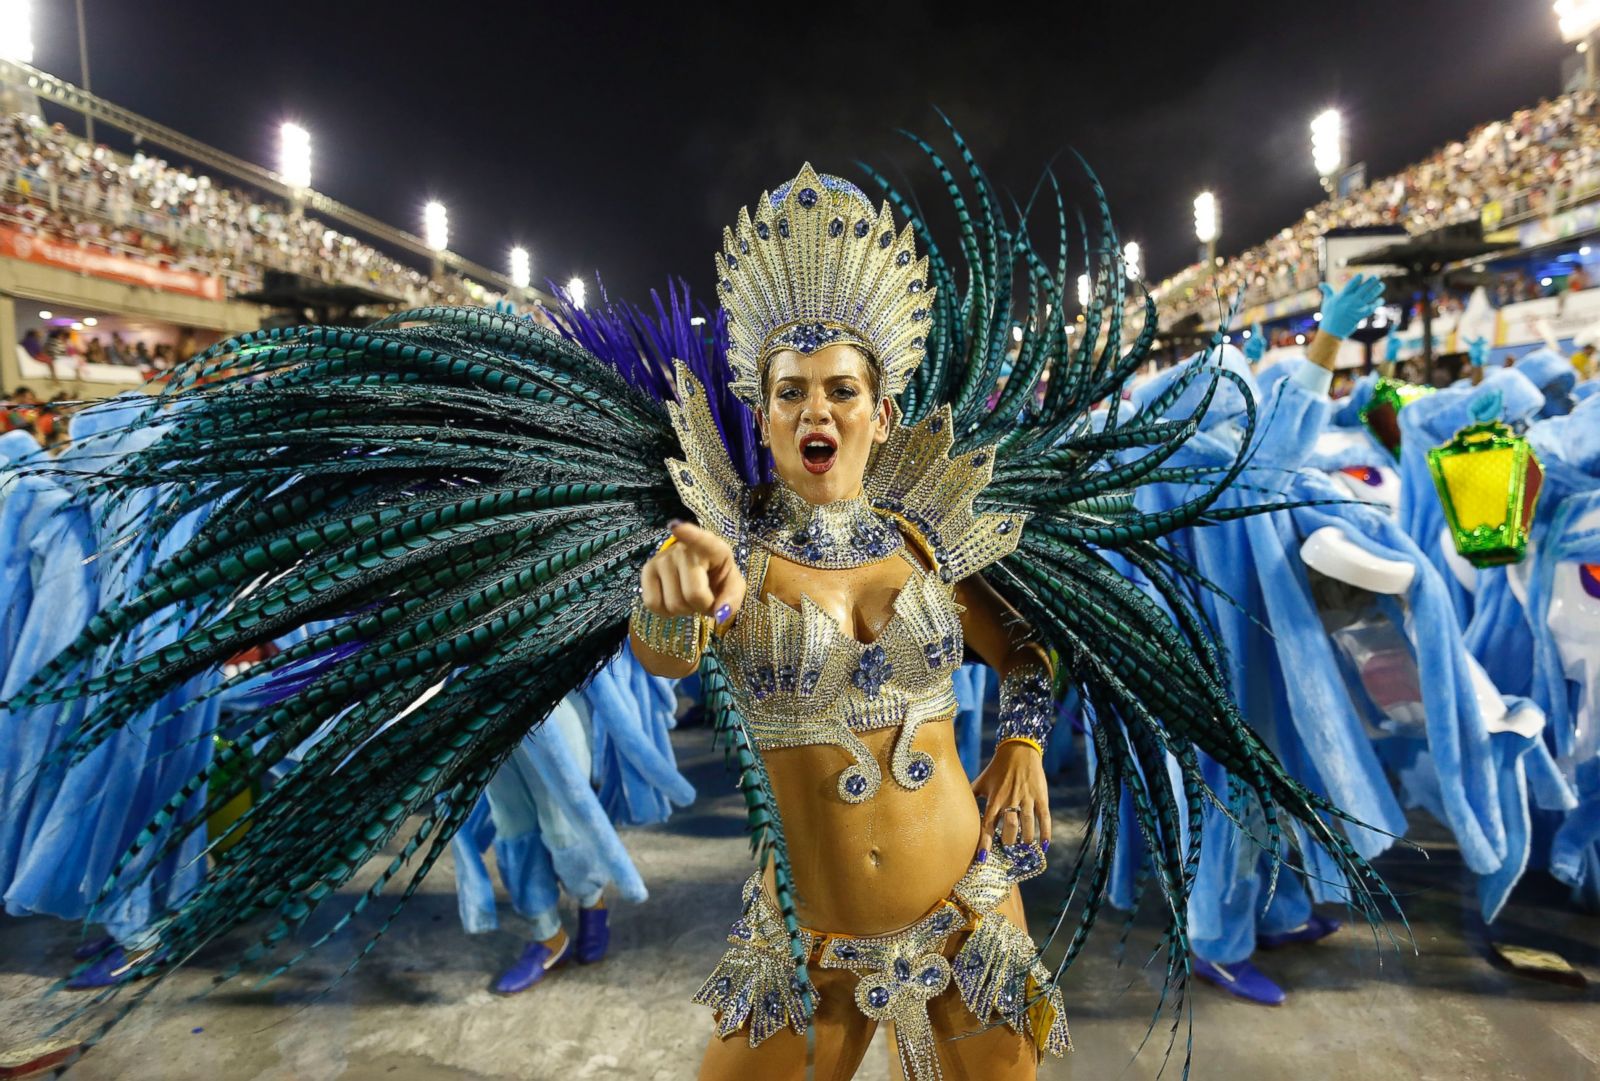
[971,740,1051,860]
[639,520,746,626]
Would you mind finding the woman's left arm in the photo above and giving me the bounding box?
[955,571,1054,861]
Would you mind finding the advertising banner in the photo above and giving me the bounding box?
[0,224,223,300]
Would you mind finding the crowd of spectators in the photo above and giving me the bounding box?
[0,114,505,310]
[1146,90,1600,329]
[19,326,182,372]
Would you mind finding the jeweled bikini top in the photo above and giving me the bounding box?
[665,363,1026,802]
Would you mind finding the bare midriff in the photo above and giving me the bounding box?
[759,719,981,935]
[750,538,981,936]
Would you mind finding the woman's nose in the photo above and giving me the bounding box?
[800,392,833,423]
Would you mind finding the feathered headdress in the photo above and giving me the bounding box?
[715,164,933,407]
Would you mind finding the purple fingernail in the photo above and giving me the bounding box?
[976,849,988,863]
[1041,839,1051,853]
[668,518,683,529]
[715,603,731,624]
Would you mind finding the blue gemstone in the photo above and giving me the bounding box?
[715,976,732,995]
[909,279,924,293]
[879,231,893,249]
[756,222,770,240]
[726,252,739,270]
[679,469,695,486]
[797,187,819,208]
[929,415,943,433]
[764,990,783,1017]
[844,773,868,797]
[912,336,925,348]
[971,453,987,467]
[895,250,911,267]
[829,217,844,237]
[912,308,928,321]
[894,957,912,982]
[778,218,790,239]
[931,910,954,932]
[997,519,1013,534]
[920,966,942,987]
[854,219,870,238]
[867,986,890,1009]
[836,943,859,960]
[907,758,932,783]
[721,279,732,291]
[961,951,984,973]
[740,238,750,254]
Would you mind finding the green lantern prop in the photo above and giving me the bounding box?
[1360,377,1436,460]
[1427,420,1544,567]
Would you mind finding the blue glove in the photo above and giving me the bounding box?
[1243,322,1266,362]
[1384,334,1401,363]
[1466,336,1488,368]
[1317,274,1387,339]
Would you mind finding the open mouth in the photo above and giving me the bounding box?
[799,432,838,474]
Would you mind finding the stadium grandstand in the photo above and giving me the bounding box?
[0,56,554,408]
[1134,86,1600,387]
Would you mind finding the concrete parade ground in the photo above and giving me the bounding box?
[2,725,1597,1081]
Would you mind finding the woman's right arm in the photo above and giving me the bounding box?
[629,520,746,678]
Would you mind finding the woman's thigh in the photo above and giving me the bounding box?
[698,966,878,1081]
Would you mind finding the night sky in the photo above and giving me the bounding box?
[27,2,1574,301]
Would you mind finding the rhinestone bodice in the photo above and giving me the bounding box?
[718,543,964,802]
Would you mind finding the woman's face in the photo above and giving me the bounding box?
[758,344,891,504]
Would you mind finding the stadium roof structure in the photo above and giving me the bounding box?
[239,272,405,326]
[1358,223,1518,362]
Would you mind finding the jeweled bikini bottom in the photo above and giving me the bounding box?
[693,841,1070,1081]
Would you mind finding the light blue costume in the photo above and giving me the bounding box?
[1519,397,1600,907]
[1100,339,1542,971]
[450,647,693,939]
[3,398,222,946]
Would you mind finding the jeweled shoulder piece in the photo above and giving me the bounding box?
[866,405,1026,582]
[665,361,749,559]
[716,164,934,406]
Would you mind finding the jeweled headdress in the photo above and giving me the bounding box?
[716,163,934,408]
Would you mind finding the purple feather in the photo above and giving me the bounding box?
[547,276,768,487]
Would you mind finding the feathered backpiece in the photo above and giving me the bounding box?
[4,125,1402,1076]
[853,122,1406,1067]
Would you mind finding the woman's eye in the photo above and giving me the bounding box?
[833,387,857,399]
[778,388,802,401]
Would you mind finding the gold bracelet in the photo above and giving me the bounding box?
[629,594,710,664]
[997,736,1044,755]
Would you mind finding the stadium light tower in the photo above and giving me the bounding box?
[1123,240,1142,282]
[0,0,34,63]
[1556,1,1600,86]
[510,246,531,290]
[280,122,312,190]
[566,276,587,310]
[1194,191,1219,267]
[1311,108,1344,192]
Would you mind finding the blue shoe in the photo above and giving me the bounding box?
[492,937,570,995]
[66,946,164,990]
[1193,958,1285,1006]
[575,906,609,965]
[1257,913,1342,950]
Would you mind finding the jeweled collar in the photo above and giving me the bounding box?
[750,483,903,569]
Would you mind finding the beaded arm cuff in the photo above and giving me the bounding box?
[996,663,1053,754]
[630,595,711,665]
